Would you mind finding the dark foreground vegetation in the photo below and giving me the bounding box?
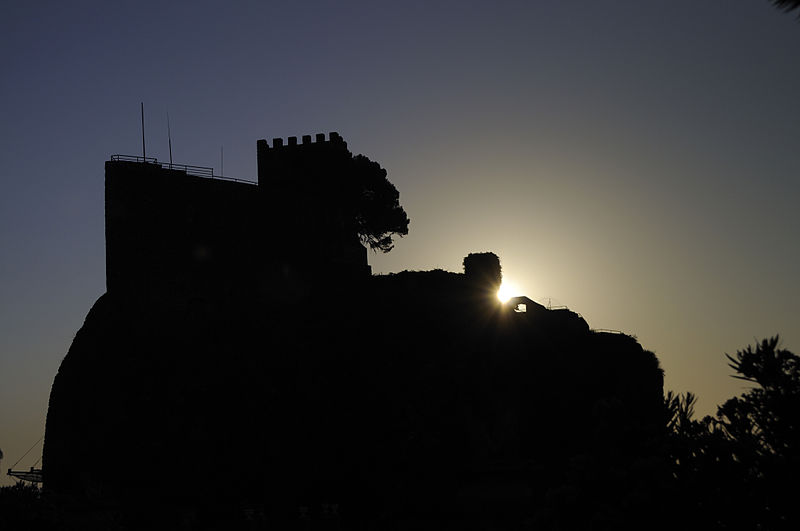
[664,336,800,530]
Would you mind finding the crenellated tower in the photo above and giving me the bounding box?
[256,132,370,283]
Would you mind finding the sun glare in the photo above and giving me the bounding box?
[496,281,518,303]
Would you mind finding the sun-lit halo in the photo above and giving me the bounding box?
[496,281,518,303]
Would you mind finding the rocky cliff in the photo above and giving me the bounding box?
[43,263,664,528]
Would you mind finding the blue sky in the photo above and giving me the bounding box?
[1,0,799,483]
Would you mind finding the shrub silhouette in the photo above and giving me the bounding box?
[0,483,54,531]
[661,337,800,530]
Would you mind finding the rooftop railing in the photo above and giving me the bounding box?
[109,155,255,184]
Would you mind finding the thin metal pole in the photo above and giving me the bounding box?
[167,111,173,166]
[141,102,146,160]
[10,435,44,469]
[221,146,223,176]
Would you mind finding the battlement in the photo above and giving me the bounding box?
[256,131,351,186]
[257,131,346,150]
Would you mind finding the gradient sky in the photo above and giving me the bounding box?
[1,0,798,484]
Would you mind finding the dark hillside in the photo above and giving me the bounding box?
[44,263,664,529]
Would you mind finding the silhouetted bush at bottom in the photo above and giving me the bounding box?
[656,337,800,531]
[0,483,56,531]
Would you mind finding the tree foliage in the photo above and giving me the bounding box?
[718,336,800,459]
[346,154,410,253]
[770,0,800,15]
[663,337,800,529]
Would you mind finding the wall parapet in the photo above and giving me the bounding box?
[109,155,255,185]
[257,131,346,150]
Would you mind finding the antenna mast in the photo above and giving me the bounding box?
[167,111,173,166]
[141,102,146,160]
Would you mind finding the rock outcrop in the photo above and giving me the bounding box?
[44,264,664,528]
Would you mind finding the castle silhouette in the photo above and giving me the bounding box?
[42,133,665,530]
[106,132,370,308]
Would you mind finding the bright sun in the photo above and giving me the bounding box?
[496,281,518,303]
